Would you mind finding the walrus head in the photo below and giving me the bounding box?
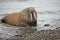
[25,7,37,26]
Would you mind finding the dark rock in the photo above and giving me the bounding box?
[56,27,60,29]
[44,24,50,26]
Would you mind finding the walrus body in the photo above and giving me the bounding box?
[1,7,37,27]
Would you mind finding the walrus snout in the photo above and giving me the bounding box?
[32,20,37,26]
[27,20,37,26]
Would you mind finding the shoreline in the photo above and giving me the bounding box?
[0,28,60,40]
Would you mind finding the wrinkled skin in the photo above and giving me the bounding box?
[1,7,37,27]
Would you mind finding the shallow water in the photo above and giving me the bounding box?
[0,0,60,39]
[37,12,60,30]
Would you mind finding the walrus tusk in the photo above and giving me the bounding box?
[30,13,32,21]
[33,12,37,20]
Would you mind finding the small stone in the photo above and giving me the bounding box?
[56,27,60,29]
[44,24,50,26]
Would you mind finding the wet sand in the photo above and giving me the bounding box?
[0,12,60,40]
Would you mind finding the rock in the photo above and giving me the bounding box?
[1,7,37,27]
[56,27,60,29]
[44,24,50,26]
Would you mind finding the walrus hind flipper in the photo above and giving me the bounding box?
[1,18,7,23]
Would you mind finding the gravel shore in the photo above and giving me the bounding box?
[0,28,60,40]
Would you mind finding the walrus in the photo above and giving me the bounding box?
[1,7,37,27]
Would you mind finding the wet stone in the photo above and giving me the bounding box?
[44,24,50,26]
[55,27,60,29]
